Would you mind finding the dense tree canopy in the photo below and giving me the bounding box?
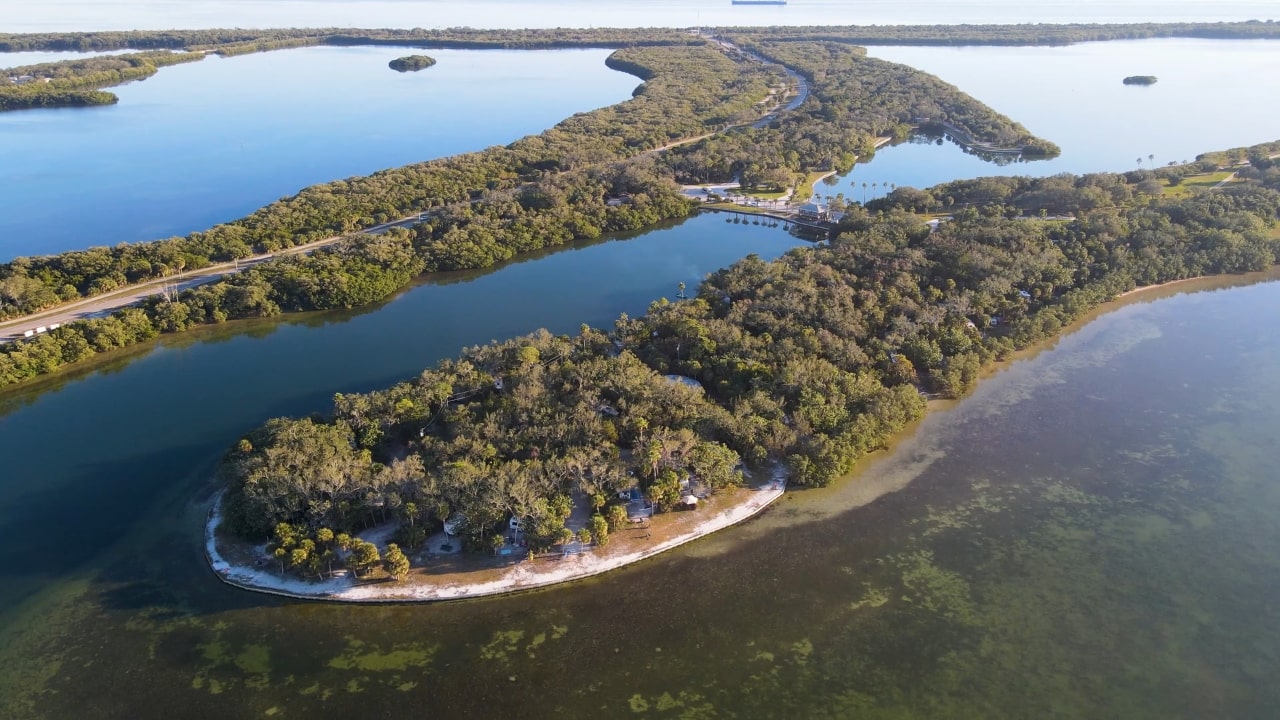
[5,21,1278,54]
[0,50,204,110]
[0,41,774,323]
[217,150,1280,553]
[1,29,1270,408]
[724,20,1280,46]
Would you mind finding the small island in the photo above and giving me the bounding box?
[389,54,437,72]
[1123,75,1158,85]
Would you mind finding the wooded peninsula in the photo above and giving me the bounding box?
[0,32,1059,386]
[1,23,1277,586]
[217,142,1280,567]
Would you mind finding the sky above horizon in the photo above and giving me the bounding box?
[4,0,1278,33]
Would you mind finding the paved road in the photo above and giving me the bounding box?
[1212,152,1280,190]
[0,214,420,344]
[697,32,810,130]
[1,38,814,347]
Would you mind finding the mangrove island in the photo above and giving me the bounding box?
[389,54,437,72]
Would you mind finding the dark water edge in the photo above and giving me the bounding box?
[0,214,804,618]
[4,270,1280,719]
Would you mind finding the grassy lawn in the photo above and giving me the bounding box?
[792,171,836,204]
[703,202,776,215]
[709,185,787,201]
[741,188,789,200]
[1162,170,1233,198]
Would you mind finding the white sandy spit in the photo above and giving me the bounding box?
[205,474,786,603]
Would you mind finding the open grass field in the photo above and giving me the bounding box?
[1162,170,1234,198]
[791,171,836,204]
[704,202,776,215]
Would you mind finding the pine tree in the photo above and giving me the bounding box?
[383,543,410,580]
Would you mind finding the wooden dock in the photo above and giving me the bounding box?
[701,206,833,239]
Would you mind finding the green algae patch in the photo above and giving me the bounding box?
[199,637,231,665]
[189,627,276,696]
[850,586,890,611]
[1039,481,1103,507]
[789,639,813,664]
[919,484,1012,537]
[480,630,526,661]
[478,626,569,662]
[893,551,976,624]
[328,638,437,672]
[236,644,271,675]
[624,690,716,718]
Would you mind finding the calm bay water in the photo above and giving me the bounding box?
[1,49,136,68]
[4,258,1279,719]
[0,213,803,616]
[828,39,1280,201]
[0,46,636,260]
[6,0,1277,32]
[1,24,1279,720]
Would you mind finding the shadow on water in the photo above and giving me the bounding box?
[0,214,701,420]
[0,444,216,604]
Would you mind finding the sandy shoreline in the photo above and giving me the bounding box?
[202,268,1280,604]
[1115,275,1209,299]
[205,473,786,603]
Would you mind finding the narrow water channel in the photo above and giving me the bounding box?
[0,213,804,616]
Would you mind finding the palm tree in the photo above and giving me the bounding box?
[861,181,868,204]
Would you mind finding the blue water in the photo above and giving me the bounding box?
[1,49,136,69]
[827,39,1280,201]
[1,19,1280,716]
[0,46,637,260]
[0,212,801,618]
